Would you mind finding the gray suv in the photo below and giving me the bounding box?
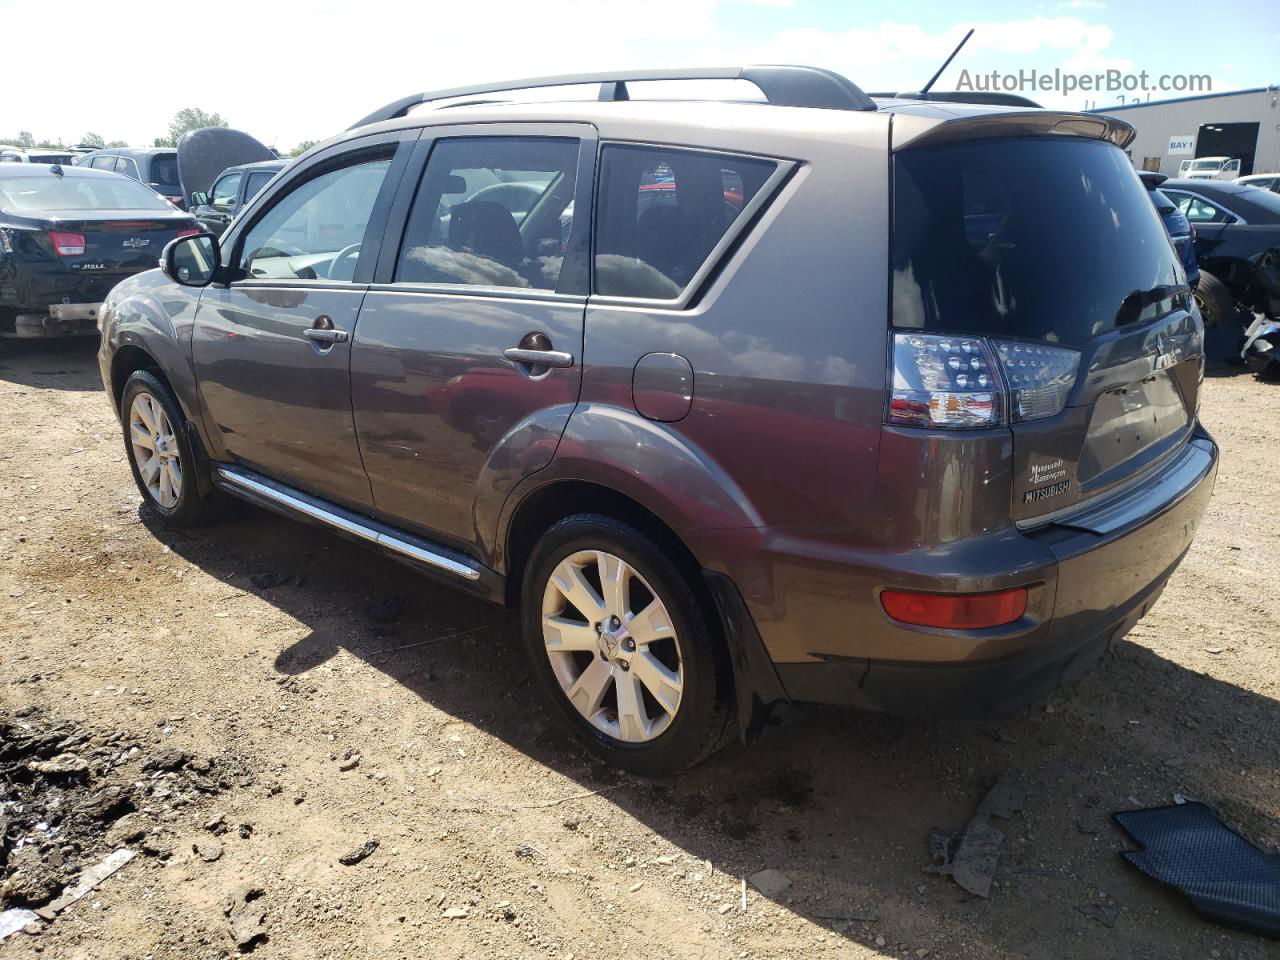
[98,67,1218,775]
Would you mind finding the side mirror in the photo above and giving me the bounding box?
[191,191,209,207]
[162,233,220,288]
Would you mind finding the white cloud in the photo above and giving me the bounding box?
[1057,0,1105,9]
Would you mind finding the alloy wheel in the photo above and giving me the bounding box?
[541,549,684,743]
[128,392,183,509]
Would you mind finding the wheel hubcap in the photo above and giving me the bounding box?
[128,393,182,509]
[542,550,684,743]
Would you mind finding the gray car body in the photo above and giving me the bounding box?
[98,94,1218,718]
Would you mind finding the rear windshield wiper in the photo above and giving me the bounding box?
[1115,284,1191,327]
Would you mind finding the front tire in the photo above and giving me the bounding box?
[520,514,733,776]
[120,370,220,527]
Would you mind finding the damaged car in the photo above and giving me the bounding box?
[1,163,199,338]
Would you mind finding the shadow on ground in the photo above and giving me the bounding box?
[141,502,1280,960]
[0,337,101,391]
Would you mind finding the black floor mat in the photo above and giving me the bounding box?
[1113,802,1280,939]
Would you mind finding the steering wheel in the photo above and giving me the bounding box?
[328,243,362,281]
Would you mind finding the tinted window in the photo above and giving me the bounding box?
[1165,191,1235,224]
[89,155,115,170]
[212,173,242,208]
[396,137,579,290]
[244,171,274,202]
[239,157,391,281]
[594,145,776,299]
[892,138,1181,347]
[0,174,173,212]
[149,153,179,186]
[114,156,139,179]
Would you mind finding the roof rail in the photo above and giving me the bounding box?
[869,90,1043,109]
[350,65,877,129]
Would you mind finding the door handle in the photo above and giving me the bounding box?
[503,347,574,368]
[304,327,349,344]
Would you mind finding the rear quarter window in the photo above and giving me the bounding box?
[594,144,776,300]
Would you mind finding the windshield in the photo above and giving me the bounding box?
[149,153,179,186]
[1190,159,1223,171]
[892,137,1181,348]
[0,174,175,212]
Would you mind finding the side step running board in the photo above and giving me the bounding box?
[214,466,485,584]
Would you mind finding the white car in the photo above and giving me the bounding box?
[1235,172,1280,194]
[1177,156,1242,180]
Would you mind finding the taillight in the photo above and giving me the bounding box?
[881,587,1027,629]
[49,231,85,256]
[989,340,1080,422]
[176,228,201,239]
[887,333,1080,429]
[888,333,1001,428]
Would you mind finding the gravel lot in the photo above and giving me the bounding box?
[1,337,1277,960]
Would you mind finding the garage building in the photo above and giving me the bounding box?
[1088,86,1280,178]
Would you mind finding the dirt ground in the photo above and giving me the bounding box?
[0,337,1277,960]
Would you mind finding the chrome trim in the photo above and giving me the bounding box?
[503,347,574,367]
[215,467,481,581]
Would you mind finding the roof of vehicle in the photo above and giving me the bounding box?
[1237,173,1278,182]
[334,66,1133,155]
[224,159,289,175]
[76,147,176,161]
[0,162,127,179]
[1163,178,1280,223]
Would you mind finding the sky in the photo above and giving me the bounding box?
[1,0,1277,152]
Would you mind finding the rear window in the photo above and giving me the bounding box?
[892,137,1181,348]
[0,174,174,212]
[149,153,179,186]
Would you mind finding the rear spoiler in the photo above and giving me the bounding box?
[1139,171,1170,188]
[892,110,1136,151]
[870,91,1043,109]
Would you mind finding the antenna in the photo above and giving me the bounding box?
[920,27,974,96]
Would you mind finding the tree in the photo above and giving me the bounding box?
[81,132,105,148]
[16,131,34,147]
[108,140,130,148]
[290,140,319,157]
[154,107,229,147]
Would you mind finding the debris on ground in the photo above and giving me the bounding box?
[195,840,223,862]
[1,908,40,940]
[338,839,379,866]
[1076,902,1120,928]
[749,868,793,898]
[224,884,268,952]
[39,849,135,917]
[924,776,1026,898]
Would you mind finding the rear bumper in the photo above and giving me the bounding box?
[2,303,102,338]
[708,430,1218,716]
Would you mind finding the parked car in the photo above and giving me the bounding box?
[1177,156,1242,180]
[74,148,184,208]
[1236,173,1280,194]
[0,164,199,337]
[1139,171,1199,288]
[98,67,1217,775]
[189,159,288,235]
[1,146,81,165]
[1158,179,1280,327]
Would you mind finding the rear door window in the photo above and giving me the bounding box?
[244,171,275,203]
[1164,191,1236,224]
[395,136,580,291]
[594,144,776,299]
[114,156,139,179]
[149,153,179,186]
[892,137,1181,347]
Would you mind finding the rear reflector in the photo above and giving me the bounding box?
[880,587,1027,629]
[48,231,85,256]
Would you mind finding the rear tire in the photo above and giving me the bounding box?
[520,514,734,776]
[120,370,221,527]
[1194,270,1235,329]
